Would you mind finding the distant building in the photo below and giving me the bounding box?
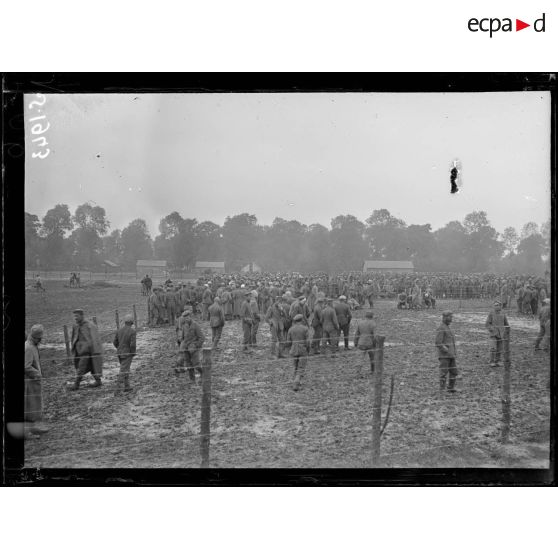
[103,260,121,274]
[241,262,262,273]
[363,260,414,273]
[137,260,167,277]
[195,261,225,273]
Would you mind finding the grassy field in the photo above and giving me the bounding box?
[24,278,550,469]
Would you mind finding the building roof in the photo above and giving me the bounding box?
[363,260,414,269]
[103,260,120,268]
[137,260,167,267]
[195,261,225,268]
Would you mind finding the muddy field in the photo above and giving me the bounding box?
[24,279,550,468]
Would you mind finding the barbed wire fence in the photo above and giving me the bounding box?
[24,276,550,468]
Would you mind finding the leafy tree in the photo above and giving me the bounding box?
[540,219,550,260]
[404,224,436,270]
[501,227,519,255]
[195,221,223,262]
[222,213,260,270]
[41,204,73,268]
[516,234,545,273]
[72,203,110,268]
[365,209,407,259]
[520,221,539,239]
[154,212,198,269]
[101,229,123,264]
[121,219,153,268]
[462,211,503,271]
[433,221,468,271]
[330,215,367,271]
[25,212,41,268]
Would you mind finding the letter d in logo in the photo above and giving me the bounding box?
[534,13,546,32]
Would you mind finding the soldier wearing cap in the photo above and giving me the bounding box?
[485,300,510,367]
[290,296,310,326]
[175,310,205,382]
[334,295,352,350]
[354,311,377,374]
[535,297,551,352]
[208,296,225,349]
[286,314,311,391]
[310,294,325,355]
[265,295,288,358]
[240,291,259,352]
[202,284,213,321]
[321,298,340,356]
[24,324,49,434]
[113,314,136,394]
[69,309,103,390]
[148,287,163,327]
[435,311,458,393]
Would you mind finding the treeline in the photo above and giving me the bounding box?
[25,204,550,274]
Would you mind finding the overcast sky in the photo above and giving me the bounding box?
[25,91,551,237]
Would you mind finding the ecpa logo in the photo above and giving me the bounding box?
[468,13,546,37]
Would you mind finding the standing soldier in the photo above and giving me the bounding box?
[435,311,458,393]
[240,292,255,353]
[266,295,288,358]
[113,314,136,394]
[202,284,213,321]
[68,309,103,390]
[165,287,177,326]
[24,324,49,435]
[334,295,352,350]
[221,287,233,320]
[208,296,225,350]
[354,311,376,375]
[148,287,162,327]
[156,287,168,323]
[310,294,325,355]
[290,296,310,326]
[175,309,205,383]
[534,298,550,352]
[322,298,340,356]
[485,300,510,367]
[286,314,311,391]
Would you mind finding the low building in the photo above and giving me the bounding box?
[363,260,414,273]
[195,261,225,274]
[137,260,167,277]
[241,262,262,273]
[103,260,121,274]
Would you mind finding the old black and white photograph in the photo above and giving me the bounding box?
[19,86,552,472]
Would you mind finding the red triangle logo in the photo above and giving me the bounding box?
[516,19,530,31]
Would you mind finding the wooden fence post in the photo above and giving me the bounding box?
[371,335,385,466]
[63,325,71,365]
[501,332,511,443]
[115,309,120,330]
[200,348,212,468]
[133,304,138,328]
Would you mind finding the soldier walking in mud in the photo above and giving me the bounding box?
[435,311,458,393]
[208,296,225,349]
[354,310,376,375]
[175,309,205,383]
[286,314,311,391]
[485,300,510,367]
[113,314,136,394]
[68,309,103,390]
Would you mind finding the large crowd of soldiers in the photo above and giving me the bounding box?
[143,270,550,391]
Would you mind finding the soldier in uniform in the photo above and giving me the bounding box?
[68,309,103,390]
[322,298,340,356]
[175,309,205,382]
[535,298,551,352]
[24,324,49,435]
[286,314,311,391]
[435,311,458,393]
[208,296,225,349]
[334,295,352,350]
[290,296,310,326]
[265,295,288,358]
[485,300,510,367]
[202,284,213,321]
[310,294,325,355]
[113,314,136,394]
[354,310,376,374]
